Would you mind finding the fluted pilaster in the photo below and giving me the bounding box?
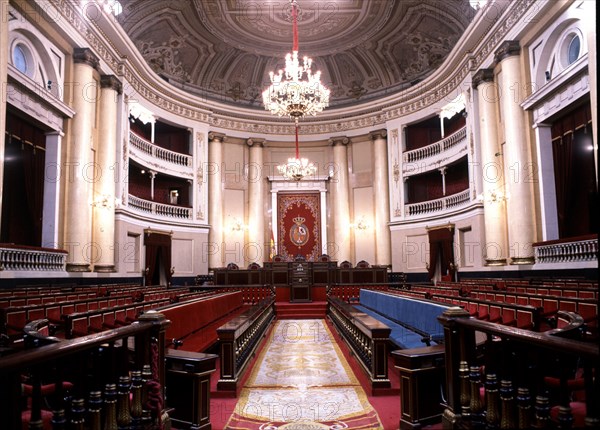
[473,69,508,265]
[330,136,351,263]
[370,130,391,266]
[64,48,100,272]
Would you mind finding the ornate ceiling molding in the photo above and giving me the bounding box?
[47,0,537,135]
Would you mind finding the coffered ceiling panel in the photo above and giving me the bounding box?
[117,0,475,110]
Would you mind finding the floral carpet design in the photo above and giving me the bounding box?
[225,320,383,429]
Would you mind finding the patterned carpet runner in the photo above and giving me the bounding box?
[225,319,383,429]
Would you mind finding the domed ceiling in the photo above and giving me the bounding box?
[117,0,476,110]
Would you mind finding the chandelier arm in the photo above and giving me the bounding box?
[291,0,299,52]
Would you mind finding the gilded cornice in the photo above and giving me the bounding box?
[49,0,537,134]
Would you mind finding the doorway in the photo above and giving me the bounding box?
[144,230,172,287]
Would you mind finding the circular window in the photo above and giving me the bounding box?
[567,34,581,65]
[12,44,29,74]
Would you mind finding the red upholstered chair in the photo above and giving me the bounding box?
[226,262,239,270]
[356,260,370,268]
[340,261,352,269]
[247,262,261,270]
[318,254,330,262]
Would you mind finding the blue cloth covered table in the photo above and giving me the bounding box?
[358,289,449,348]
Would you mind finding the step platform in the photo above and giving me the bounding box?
[275,301,327,319]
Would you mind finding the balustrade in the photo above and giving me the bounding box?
[0,312,170,429]
[405,188,471,217]
[0,245,67,271]
[404,126,467,164]
[127,195,192,219]
[438,307,599,429]
[129,131,192,167]
[534,236,598,264]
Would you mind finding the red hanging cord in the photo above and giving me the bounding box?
[292,0,299,52]
[295,122,300,159]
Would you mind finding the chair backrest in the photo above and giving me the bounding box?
[340,260,352,269]
[356,260,370,268]
[226,262,239,270]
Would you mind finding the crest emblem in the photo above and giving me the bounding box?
[290,216,309,247]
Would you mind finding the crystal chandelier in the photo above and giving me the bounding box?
[277,122,317,181]
[265,0,328,180]
[262,0,330,119]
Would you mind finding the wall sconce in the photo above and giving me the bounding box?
[229,217,247,232]
[351,215,370,231]
[477,190,510,204]
[91,194,115,209]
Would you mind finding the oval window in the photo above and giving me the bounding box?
[12,44,28,74]
[567,34,581,65]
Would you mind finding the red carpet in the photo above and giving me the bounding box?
[209,314,443,429]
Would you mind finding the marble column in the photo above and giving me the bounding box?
[439,167,447,195]
[208,132,226,269]
[330,136,351,263]
[473,68,508,265]
[495,41,536,264]
[64,48,99,272]
[246,138,265,264]
[92,75,122,272]
[369,130,391,266]
[0,0,8,222]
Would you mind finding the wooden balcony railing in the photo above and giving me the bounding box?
[0,244,67,271]
[405,188,471,217]
[438,307,599,429]
[404,126,467,163]
[129,131,192,167]
[533,235,598,264]
[0,312,170,429]
[128,195,192,219]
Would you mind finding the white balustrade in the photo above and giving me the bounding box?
[403,126,467,163]
[534,237,598,263]
[0,246,67,271]
[129,131,192,167]
[127,195,192,220]
[405,189,471,217]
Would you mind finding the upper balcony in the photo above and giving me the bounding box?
[405,188,472,219]
[402,126,468,177]
[129,131,194,179]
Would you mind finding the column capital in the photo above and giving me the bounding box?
[439,166,447,175]
[246,137,265,148]
[73,47,100,70]
[494,40,520,63]
[100,75,123,94]
[208,132,227,143]
[369,129,387,141]
[329,136,350,146]
[472,68,495,88]
[148,170,157,179]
